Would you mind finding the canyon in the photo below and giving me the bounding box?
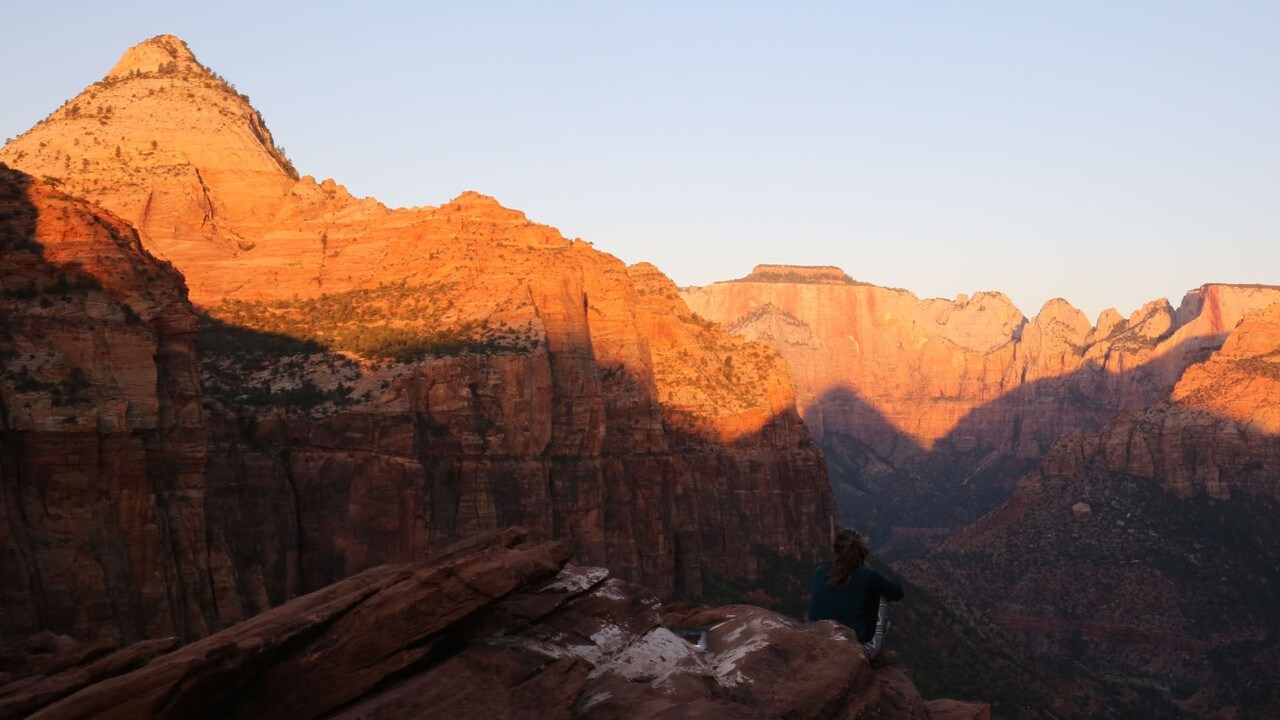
[683,265,1280,555]
[686,268,1280,715]
[904,304,1280,718]
[686,269,1280,712]
[3,32,1279,719]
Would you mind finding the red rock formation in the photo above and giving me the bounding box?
[0,166,223,642]
[9,528,980,720]
[1,34,297,295]
[1041,302,1280,500]
[0,635,178,719]
[902,306,1280,717]
[682,265,1280,551]
[1,37,833,643]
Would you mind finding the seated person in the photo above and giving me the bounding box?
[807,528,904,665]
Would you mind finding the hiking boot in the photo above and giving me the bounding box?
[870,649,899,668]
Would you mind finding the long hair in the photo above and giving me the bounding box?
[826,528,869,588]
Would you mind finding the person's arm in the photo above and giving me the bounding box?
[870,568,904,602]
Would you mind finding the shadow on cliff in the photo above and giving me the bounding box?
[899,435,1280,718]
[804,338,1280,718]
[191,300,836,633]
[194,314,370,410]
[3,166,835,644]
[805,331,1231,558]
[0,165,212,645]
[0,169,38,360]
[0,169,41,639]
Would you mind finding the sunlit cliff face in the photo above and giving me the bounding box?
[683,269,1280,455]
[0,35,801,447]
[1171,302,1280,436]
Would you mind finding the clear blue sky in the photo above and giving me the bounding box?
[2,1,1277,320]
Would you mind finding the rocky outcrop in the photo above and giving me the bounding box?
[1,37,833,643]
[729,265,862,285]
[0,634,178,719]
[6,528,982,720]
[902,306,1280,718]
[682,266,1280,552]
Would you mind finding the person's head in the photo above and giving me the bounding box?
[826,527,869,588]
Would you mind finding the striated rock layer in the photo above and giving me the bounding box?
[5,528,986,720]
[903,306,1280,718]
[0,37,832,644]
[682,264,1280,552]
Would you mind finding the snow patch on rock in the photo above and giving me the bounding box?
[539,565,610,594]
[589,627,709,681]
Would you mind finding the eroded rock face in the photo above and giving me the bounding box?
[0,37,833,643]
[1042,303,1280,500]
[10,528,978,720]
[0,166,219,642]
[903,308,1280,717]
[682,265,1280,552]
[1169,303,1280,437]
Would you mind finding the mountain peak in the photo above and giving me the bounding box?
[106,34,204,79]
[737,264,859,285]
[0,33,300,280]
[449,190,502,206]
[439,190,533,223]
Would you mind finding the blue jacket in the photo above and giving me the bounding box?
[808,562,905,643]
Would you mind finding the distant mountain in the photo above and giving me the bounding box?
[683,265,1280,556]
[903,304,1280,717]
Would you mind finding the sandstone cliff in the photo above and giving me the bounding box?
[682,265,1280,553]
[0,37,832,643]
[902,305,1280,718]
[2,529,988,720]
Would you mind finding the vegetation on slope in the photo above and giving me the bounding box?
[195,281,542,412]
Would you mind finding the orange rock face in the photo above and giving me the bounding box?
[1170,303,1280,437]
[1042,302,1280,500]
[682,265,1280,552]
[2,35,297,300]
[1,37,833,642]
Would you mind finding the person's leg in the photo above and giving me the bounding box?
[862,597,889,658]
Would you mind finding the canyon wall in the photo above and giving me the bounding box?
[902,304,1280,717]
[0,167,221,641]
[682,264,1280,553]
[0,36,833,644]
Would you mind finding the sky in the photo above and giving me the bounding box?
[2,1,1277,320]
